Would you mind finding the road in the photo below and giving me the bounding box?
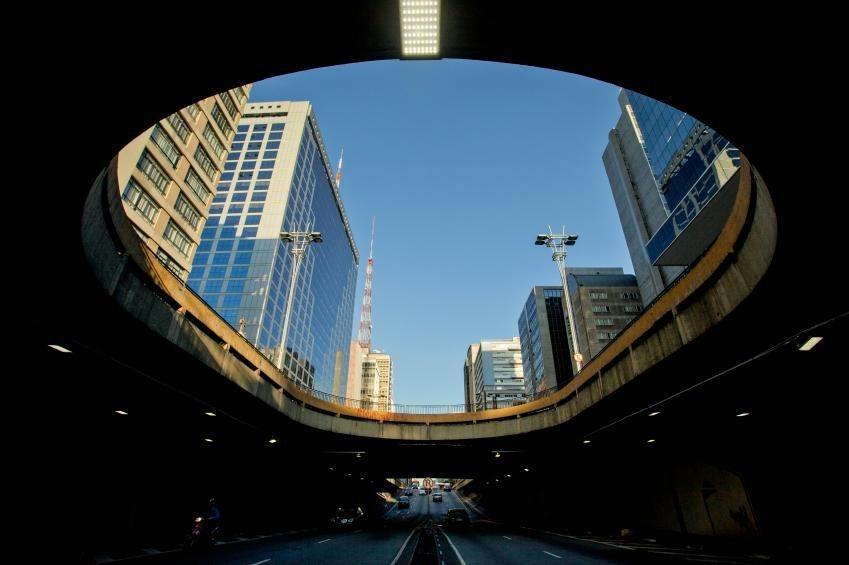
[114,490,760,564]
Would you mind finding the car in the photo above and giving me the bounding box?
[330,506,364,528]
[444,485,452,492]
[398,495,410,509]
[432,492,442,502]
[419,489,427,495]
[445,508,470,526]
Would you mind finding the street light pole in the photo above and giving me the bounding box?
[275,230,323,378]
[535,228,584,376]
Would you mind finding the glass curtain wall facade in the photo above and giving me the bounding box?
[188,101,358,395]
[473,338,525,410]
[518,286,575,396]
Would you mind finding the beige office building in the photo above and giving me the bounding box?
[116,86,250,279]
[346,341,368,401]
[368,351,394,411]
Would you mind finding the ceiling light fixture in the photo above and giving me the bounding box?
[649,411,661,417]
[799,337,823,351]
[48,344,72,353]
[400,0,441,59]
[114,410,128,416]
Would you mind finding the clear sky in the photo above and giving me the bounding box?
[249,59,628,406]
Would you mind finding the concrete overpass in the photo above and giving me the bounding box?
[17,1,847,561]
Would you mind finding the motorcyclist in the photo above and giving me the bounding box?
[204,497,221,538]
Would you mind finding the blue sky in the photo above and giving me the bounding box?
[249,59,627,406]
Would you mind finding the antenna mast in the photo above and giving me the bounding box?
[357,216,376,350]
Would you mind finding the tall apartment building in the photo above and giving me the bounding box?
[117,86,251,279]
[360,358,382,409]
[346,341,368,401]
[367,350,393,411]
[463,343,480,412]
[472,338,525,410]
[603,89,741,303]
[517,286,575,395]
[187,101,359,395]
[567,268,643,360]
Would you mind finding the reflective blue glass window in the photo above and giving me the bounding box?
[209,266,227,278]
[234,133,246,142]
[250,132,264,141]
[224,162,237,171]
[231,143,243,151]
[224,215,240,226]
[250,191,267,202]
[220,227,237,238]
[248,142,261,150]
[212,253,229,265]
[242,227,258,238]
[205,280,223,293]
[231,266,249,278]
[212,194,227,204]
[266,141,280,149]
[255,181,270,190]
[220,172,233,181]
[231,193,246,202]
[260,160,275,169]
[263,151,277,160]
[238,171,253,180]
[216,239,234,252]
[190,267,205,279]
[257,171,272,179]
[237,125,249,133]
[237,240,255,251]
[226,280,246,293]
[234,182,250,191]
[248,204,264,213]
[209,205,224,215]
[269,131,283,140]
[228,204,244,214]
[234,252,252,264]
[245,151,260,160]
[205,216,219,227]
[226,152,240,161]
[198,240,213,252]
[270,123,284,131]
[241,161,256,170]
[245,215,261,226]
[201,227,216,239]
[216,183,230,192]
[253,124,267,131]
[194,252,209,265]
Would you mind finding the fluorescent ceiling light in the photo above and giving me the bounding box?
[400,0,440,58]
[649,411,661,417]
[268,438,278,444]
[204,438,214,443]
[204,411,216,417]
[736,412,751,418]
[799,337,823,351]
[114,410,128,416]
[582,440,591,444]
[48,344,72,353]
[646,438,656,443]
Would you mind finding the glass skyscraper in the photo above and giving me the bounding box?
[517,286,575,395]
[188,101,358,396]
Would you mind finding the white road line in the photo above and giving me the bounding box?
[502,536,512,540]
[247,559,271,565]
[316,538,332,544]
[543,550,563,559]
[389,526,419,565]
[542,530,635,550]
[440,528,467,565]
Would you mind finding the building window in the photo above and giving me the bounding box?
[122,180,159,225]
[210,103,233,138]
[234,86,248,102]
[167,112,190,143]
[194,145,219,181]
[156,249,185,279]
[624,305,643,313]
[150,125,181,167]
[590,292,608,300]
[621,292,640,300]
[203,123,227,159]
[219,90,238,118]
[136,151,170,194]
[163,220,194,257]
[185,103,200,121]
[184,168,211,204]
[595,318,614,327]
[174,193,201,230]
[592,305,610,313]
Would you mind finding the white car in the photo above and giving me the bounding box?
[419,489,427,495]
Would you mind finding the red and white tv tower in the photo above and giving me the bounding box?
[357,217,375,351]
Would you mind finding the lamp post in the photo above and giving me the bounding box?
[275,230,323,377]
[535,228,584,375]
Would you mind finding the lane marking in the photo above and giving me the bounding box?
[389,526,419,565]
[439,528,467,565]
[316,538,332,544]
[502,536,512,540]
[543,550,563,559]
[247,560,271,565]
[542,530,634,550]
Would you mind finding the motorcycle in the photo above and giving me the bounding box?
[184,515,219,551]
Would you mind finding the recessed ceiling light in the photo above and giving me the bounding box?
[736,412,751,418]
[204,438,214,443]
[400,0,441,58]
[647,439,656,443]
[523,468,530,472]
[114,410,128,416]
[649,411,661,417]
[799,337,823,351]
[48,344,72,353]
[494,451,501,458]
[268,438,278,444]
[506,474,511,478]
[205,412,216,417]
[582,440,591,444]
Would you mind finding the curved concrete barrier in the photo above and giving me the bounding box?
[83,149,775,440]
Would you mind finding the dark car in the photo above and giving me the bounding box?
[398,495,410,509]
[444,485,452,492]
[445,508,470,527]
[330,506,363,528]
[432,492,442,502]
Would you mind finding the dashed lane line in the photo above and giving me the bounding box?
[439,527,468,565]
[543,550,563,559]
[316,538,332,544]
